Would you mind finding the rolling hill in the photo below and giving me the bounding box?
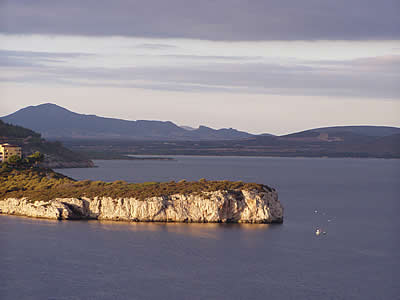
[1,103,253,141]
[2,103,399,158]
[283,126,400,139]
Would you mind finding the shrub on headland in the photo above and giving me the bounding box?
[1,151,45,173]
[0,167,272,202]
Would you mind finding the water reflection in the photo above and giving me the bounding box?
[89,220,271,239]
[0,215,62,226]
[0,215,273,240]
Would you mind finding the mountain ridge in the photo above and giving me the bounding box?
[283,125,400,138]
[2,103,399,143]
[1,103,253,141]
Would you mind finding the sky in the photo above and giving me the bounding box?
[0,0,399,135]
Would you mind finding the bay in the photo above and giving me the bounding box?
[1,156,399,299]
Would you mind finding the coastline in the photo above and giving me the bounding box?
[0,189,284,224]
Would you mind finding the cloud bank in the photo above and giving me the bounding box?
[1,49,399,99]
[1,0,399,41]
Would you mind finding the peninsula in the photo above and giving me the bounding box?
[0,166,283,224]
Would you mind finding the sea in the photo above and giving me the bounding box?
[1,156,399,300]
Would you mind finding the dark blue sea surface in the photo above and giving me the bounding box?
[1,156,399,299]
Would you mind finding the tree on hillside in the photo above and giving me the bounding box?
[0,151,45,173]
[7,155,22,165]
[27,152,45,166]
[0,162,10,173]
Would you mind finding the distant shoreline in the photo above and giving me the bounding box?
[125,154,400,160]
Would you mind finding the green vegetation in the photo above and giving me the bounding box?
[0,120,41,139]
[1,151,45,171]
[26,140,92,165]
[0,167,270,202]
[0,120,93,167]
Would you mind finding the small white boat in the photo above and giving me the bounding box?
[315,229,322,236]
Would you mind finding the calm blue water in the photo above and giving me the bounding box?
[1,156,399,299]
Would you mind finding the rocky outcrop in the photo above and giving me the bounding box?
[0,189,283,223]
[42,160,95,169]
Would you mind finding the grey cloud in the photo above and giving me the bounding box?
[0,0,399,41]
[301,56,400,76]
[0,49,93,67]
[160,55,263,61]
[135,44,178,50]
[0,49,92,58]
[135,54,263,61]
[2,51,399,99]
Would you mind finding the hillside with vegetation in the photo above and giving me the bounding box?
[0,164,269,202]
[0,120,94,168]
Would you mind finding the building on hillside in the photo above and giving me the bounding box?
[0,143,22,162]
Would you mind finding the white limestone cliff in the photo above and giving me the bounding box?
[0,189,283,223]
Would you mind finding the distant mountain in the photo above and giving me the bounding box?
[65,129,400,158]
[283,126,400,139]
[194,125,254,140]
[180,125,196,131]
[1,103,254,141]
[3,103,399,159]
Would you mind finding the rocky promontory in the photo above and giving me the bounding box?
[0,168,283,223]
[0,189,283,223]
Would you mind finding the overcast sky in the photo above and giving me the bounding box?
[0,0,399,134]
